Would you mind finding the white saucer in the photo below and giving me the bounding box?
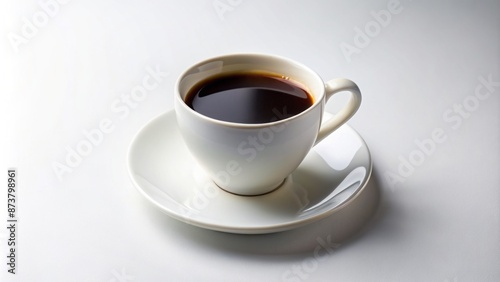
[127,110,372,234]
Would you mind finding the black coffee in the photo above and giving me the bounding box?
[185,73,314,124]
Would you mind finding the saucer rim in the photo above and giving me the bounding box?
[127,110,372,234]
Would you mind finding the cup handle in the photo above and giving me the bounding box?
[314,78,362,145]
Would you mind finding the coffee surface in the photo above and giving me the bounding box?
[185,73,313,124]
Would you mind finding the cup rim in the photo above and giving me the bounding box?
[175,52,325,128]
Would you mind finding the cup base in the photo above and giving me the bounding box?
[214,178,287,197]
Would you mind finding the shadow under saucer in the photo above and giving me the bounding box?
[141,167,381,257]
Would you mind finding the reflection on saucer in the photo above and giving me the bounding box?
[313,125,363,170]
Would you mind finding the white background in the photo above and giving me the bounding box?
[1,0,499,281]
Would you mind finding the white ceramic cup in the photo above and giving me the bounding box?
[174,53,362,196]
